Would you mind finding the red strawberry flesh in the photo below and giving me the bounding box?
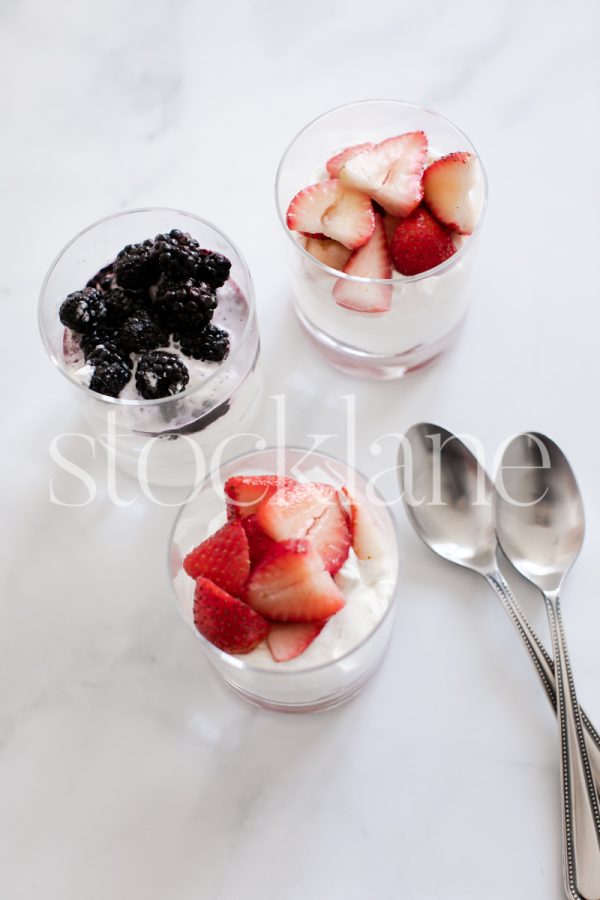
[183,520,250,598]
[224,475,294,520]
[256,481,331,542]
[193,577,269,654]
[391,205,455,276]
[306,485,351,575]
[333,213,392,313]
[267,621,324,662]
[246,539,345,622]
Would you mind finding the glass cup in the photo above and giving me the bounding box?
[39,208,262,487]
[275,100,488,379]
[169,447,402,712]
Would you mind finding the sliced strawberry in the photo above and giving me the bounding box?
[246,539,345,622]
[287,179,374,250]
[342,488,386,562]
[326,142,375,178]
[304,236,352,272]
[391,205,456,276]
[321,186,375,249]
[241,514,277,567]
[224,475,295,520]
[340,132,427,217]
[267,621,324,662]
[332,214,392,313]
[193,577,269,654]
[306,485,351,575]
[183,520,250,598]
[286,180,340,236]
[257,481,331,542]
[423,151,481,234]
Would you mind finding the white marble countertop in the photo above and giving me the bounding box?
[2,1,600,897]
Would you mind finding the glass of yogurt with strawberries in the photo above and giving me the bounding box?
[39,208,262,487]
[276,100,487,378]
[170,448,401,711]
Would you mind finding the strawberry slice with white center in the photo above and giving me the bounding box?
[306,485,351,575]
[326,142,375,178]
[304,236,352,272]
[286,179,375,250]
[246,539,345,622]
[423,151,481,235]
[183,520,250,598]
[332,214,392,313]
[340,132,428,217]
[286,179,340,236]
[224,475,295,520]
[267,621,324,662]
[342,488,386,562]
[193,576,269,654]
[390,205,455,276]
[320,186,375,249]
[257,481,331,542]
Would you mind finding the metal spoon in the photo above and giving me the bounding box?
[397,423,600,797]
[496,433,600,900]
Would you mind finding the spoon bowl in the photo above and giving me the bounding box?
[399,423,497,572]
[495,432,585,594]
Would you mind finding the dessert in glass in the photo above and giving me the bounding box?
[275,100,488,379]
[169,448,401,712]
[39,208,262,487]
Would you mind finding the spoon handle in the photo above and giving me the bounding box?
[485,570,600,797]
[544,595,600,900]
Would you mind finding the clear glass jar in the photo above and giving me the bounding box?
[169,448,402,712]
[275,100,488,379]
[39,208,262,487]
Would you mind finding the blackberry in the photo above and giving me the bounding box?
[59,287,107,334]
[153,229,202,282]
[80,327,133,368]
[120,310,168,353]
[89,359,131,398]
[86,263,115,292]
[103,285,150,326]
[114,240,160,290]
[135,351,190,400]
[87,345,130,370]
[179,325,230,362]
[197,250,231,290]
[154,278,217,336]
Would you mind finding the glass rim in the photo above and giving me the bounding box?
[274,98,489,285]
[167,444,403,677]
[38,206,256,408]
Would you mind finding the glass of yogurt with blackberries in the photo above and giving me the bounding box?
[39,208,262,487]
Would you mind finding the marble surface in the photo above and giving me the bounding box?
[2,0,600,897]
